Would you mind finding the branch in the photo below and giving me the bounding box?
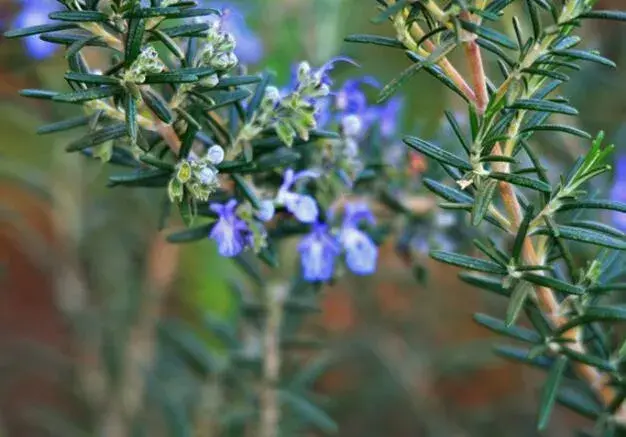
[460,7,626,422]
[259,283,288,437]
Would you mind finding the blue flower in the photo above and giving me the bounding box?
[377,96,404,138]
[611,155,626,230]
[339,202,378,275]
[332,77,380,138]
[14,0,59,60]
[335,77,379,115]
[277,169,320,223]
[298,223,341,282]
[209,199,250,257]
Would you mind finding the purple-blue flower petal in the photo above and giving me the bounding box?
[298,224,341,282]
[208,199,249,257]
[340,227,378,275]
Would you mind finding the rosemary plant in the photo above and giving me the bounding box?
[6,0,626,435]
[348,0,626,434]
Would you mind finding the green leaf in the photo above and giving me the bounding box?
[344,34,405,49]
[473,313,542,343]
[179,123,198,159]
[37,115,90,135]
[405,52,470,102]
[522,273,584,295]
[404,136,472,171]
[531,225,626,250]
[66,35,103,58]
[556,305,626,334]
[370,0,409,24]
[213,75,263,89]
[64,72,120,85]
[166,222,215,243]
[459,20,517,49]
[444,110,470,153]
[141,88,173,124]
[473,239,509,266]
[509,99,578,115]
[193,89,252,111]
[520,123,591,139]
[588,282,626,294]
[459,272,510,297]
[108,169,172,187]
[4,23,76,38]
[556,387,601,420]
[49,10,110,22]
[423,178,473,204]
[143,72,199,83]
[512,206,534,261]
[66,124,127,152]
[552,49,616,68]
[246,71,274,120]
[139,154,175,171]
[255,148,301,171]
[53,86,122,103]
[161,22,210,38]
[19,89,58,100]
[379,41,457,102]
[279,390,338,434]
[126,7,219,19]
[430,251,506,274]
[506,280,533,327]
[472,179,498,226]
[520,68,569,81]
[125,94,138,144]
[125,14,146,63]
[232,174,261,209]
[564,220,625,239]
[537,356,568,431]
[557,199,626,214]
[558,348,616,372]
[578,10,626,22]
[494,345,554,370]
[489,172,551,192]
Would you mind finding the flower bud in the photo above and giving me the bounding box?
[197,166,218,186]
[206,145,225,165]
[200,74,220,88]
[297,61,311,83]
[341,114,363,137]
[176,161,192,183]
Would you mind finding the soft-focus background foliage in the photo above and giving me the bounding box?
[2,0,626,436]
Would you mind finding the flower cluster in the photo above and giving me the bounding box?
[169,145,225,203]
[123,46,166,84]
[197,17,238,72]
[298,202,378,281]
[314,74,405,180]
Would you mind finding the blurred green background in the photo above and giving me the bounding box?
[2,1,626,436]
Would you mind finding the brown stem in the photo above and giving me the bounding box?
[259,284,287,437]
[99,232,180,437]
[462,14,626,420]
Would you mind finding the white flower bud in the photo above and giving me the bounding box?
[341,114,363,138]
[197,166,218,186]
[297,61,311,83]
[206,145,225,165]
[263,86,281,105]
[221,33,236,51]
[200,73,220,88]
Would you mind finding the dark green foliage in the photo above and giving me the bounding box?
[355,0,626,433]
